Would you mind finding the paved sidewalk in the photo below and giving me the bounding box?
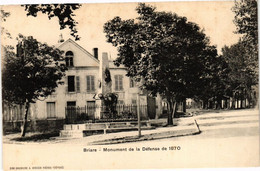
[53,117,199,145]
[194,109,259,130]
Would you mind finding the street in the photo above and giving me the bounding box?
[3,109,259,170]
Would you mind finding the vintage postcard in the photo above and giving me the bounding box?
[1,0,259,170]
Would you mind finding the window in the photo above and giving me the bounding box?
[47,102,56,118]
[115,75,123,91]
[118,100,124,105]
[65,51,74,67]
[67,76,80,93]
[68,76,75,92]
[130,78,135,88]
[67,101,76,107]
[86,75,95,92]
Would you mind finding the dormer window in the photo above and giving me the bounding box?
[65,51,74,67]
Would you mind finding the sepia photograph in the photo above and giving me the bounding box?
[1,0,259,170]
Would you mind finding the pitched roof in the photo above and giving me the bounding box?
[58,38,100,63]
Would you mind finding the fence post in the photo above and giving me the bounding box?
[137,94,141,138]
[65,107,67,124]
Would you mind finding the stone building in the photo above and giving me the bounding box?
[3,38,163,133]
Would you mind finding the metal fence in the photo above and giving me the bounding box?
[65,104,147,124]
[2,104,30,122]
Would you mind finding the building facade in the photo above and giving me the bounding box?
[3,38,163,133]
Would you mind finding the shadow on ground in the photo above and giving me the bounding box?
[10,132,59,142]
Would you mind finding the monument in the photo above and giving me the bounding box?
[94,52,117,119]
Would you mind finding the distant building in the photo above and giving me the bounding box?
[185,84,258,110]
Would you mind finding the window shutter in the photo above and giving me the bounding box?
[47,102,56,118]
[76,76,80,92]
[119,75,123,90]
[86,76,90,92]
[65,76,68,93]
[115,75,118,91]
[130,78,132,88]
[52,103,55,117]
[47,103,50,118]
[91,76,95,91]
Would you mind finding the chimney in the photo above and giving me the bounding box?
[58,34,64,43]
[93,48,98,60]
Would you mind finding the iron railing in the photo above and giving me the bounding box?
[65,104,147,124]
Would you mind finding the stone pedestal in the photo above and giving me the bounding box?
[95,99,102,119]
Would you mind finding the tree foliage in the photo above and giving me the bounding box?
[0,9,10,22]
[2,35,67,136]
[2,35,67,104]
[104,3,218,124]
[232,0,258,76]
[22,4,81,40]
[1,9,12,38]
[195,54,229,109]
[232,0,258,45]
[194,39,258,109]
[222,40,257,92]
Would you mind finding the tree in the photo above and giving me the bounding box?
[22,4,81,40]
[199,39,258,110]
[221,40,258,107]
[232,0,258,46]
[104,3,218,125]
[222,41,257,87]
[232,0,258,77]
[2,35,67,136]
[195,54,229,109]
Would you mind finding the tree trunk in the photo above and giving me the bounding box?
[208,101,211,109]
[167,100,173,125]
[231,97,235,109]
[172,101,177,118]
[182,98,186,113]
[203,100,208,109]
[167,99,177,126]
[255,97,259,109]
[217,99,221,109]
[21,102,30,137]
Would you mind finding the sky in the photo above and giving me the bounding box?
[1,0,241,59]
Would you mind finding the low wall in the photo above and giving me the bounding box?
[3,119,65,134]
